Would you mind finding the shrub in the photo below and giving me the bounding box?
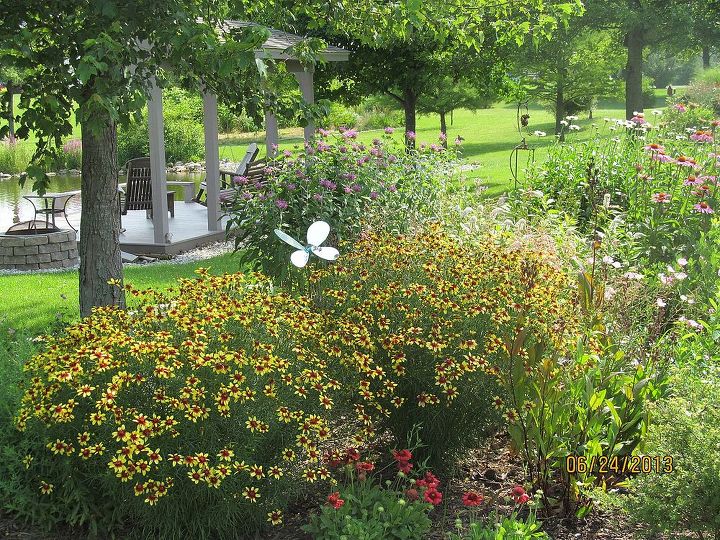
[626,365,720,538]
[13,272,369,539]
[226,129,457,284]
[322,102,360,129]
[310,224,582,472]
[118,117,204,165]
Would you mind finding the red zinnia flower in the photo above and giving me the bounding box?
[424,488,443,505]
[356,461,374,472]
[462,491,484,507]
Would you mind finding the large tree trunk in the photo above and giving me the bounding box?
[403,87,417,149]
[439,111,448,148]
[624,27,645,120]
[79,109,125,317]
[702,46,711,69]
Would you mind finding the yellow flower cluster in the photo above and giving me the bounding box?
[17,225,582,516]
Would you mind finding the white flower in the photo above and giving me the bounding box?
[612,261,622,269]
[678,257,688,266]
[566,115,579,121]
[533,130,547,137]
[602,255,615,265]
[560,120,569,126]
[569,125,581,131]
[674,272,687,281]
[604,286,616,300]
[624,271,644,280]
[656,298,667,308]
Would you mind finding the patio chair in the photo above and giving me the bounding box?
[121,157,175,219]
[194,142,259,204]
[216,158,268,207]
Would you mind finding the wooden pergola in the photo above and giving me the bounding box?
[140,21,349,251]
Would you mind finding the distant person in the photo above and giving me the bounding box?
[667,84,674,97]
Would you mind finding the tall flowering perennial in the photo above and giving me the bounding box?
[309,224,583,469]
[225,128,459,283]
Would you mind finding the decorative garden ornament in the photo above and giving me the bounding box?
[274,221,340,268]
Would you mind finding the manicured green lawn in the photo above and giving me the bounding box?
[0,252,244,334]
[219,91,672,197]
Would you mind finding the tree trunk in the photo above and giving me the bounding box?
[79,109,125,317]
[7,85,14,140]
[555,83,565,142]
[439,111,448,148]
[624,27,645,120]
[702,46,711,69]
[403,87,417,149]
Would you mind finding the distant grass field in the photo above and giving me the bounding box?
[218,90,671,197]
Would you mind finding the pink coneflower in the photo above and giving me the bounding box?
[690,130,713,143]
[631,113,647,124]
[684,175,703,186]
[673,103,687,112]
[692,184,712,197]
[643,142,665,153]
[694,201,714,214]
[675,155,699,168]
[652,152,674,163]
[652,192,671,203]
[698,175,717,185]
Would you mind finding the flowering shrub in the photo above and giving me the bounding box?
[14,271,370,538]
[310,224,582,471]
[226,128,458,283]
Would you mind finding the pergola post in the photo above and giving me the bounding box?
[147,78,169,244]
[202,90,222,231]
[287,61,315,142]
[264,107,279,158]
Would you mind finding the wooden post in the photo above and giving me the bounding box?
[287,60,315,142]
[203,90,222,231]
[264,108,279,159]
[147,78,169,244]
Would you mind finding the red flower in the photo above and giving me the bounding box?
[346,448,360,462]
[423,471,440,488]
[392,449,413,463]
[512,485,529,504]
[462,491,484,507]
[398,461,413,474]
[327,492,345,509]
[356,461,374,472]
[424,488,443,505]
[405,488,419,501]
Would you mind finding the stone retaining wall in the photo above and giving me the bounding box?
[0,230,78,271]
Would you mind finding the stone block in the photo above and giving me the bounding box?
[39,261,62,269]
[1,255,22,264]
[23,235,49,246]
[0,237,26,247]
[61,258,78,268]
[14,245,38,256]
[51,251,69,261]
[39,243,61,254]
[59,240,77,251]
[26,253,52,264]
[67,249,79,259]
[19,263,40,271]
[0,246,13,256]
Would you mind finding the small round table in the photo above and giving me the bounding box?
[23,191,80,231]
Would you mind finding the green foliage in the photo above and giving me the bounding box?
[304,483,432,540]
[0,139,31,174]
[322,102,360,129]
[226,130,457,285]
[450,514,550,540]
[626,364,720,538]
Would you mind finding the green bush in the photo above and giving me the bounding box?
[118,117,204,165]
[626,365,720,538]
[322,102,360,129]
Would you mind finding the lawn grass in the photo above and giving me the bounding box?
[0,252,244,335]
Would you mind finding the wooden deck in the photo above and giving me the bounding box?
[65,202,231,256]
